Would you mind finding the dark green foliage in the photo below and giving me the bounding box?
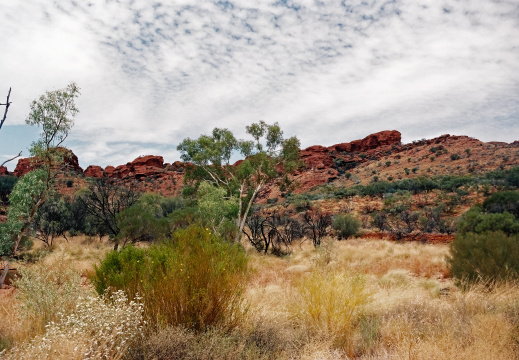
[450,153,460,161]
[78,179,139,243]
[167,207,201,230]
[458,192,519,236]
[115,204,170,245]
[457,207,519,236]
[160,196,187,216]
[450,191,519,285]
[331,174,482,199]
[32,195,73,246]
[483,191,519,217]
[0,176,17,203]
[448,231,519,284]
[332,213,360,239]
[93,225,249,330]
[506,167,519,187]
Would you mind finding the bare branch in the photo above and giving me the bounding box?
[0,151,22,169]
[0,87,12,132]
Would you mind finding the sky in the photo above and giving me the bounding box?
[1,0,518,170]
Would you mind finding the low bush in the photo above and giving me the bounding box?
[332,213,360,239]
[448,231,519,284]
[115,203,170,245]
[483,191,519,217]
[93,225,249,330]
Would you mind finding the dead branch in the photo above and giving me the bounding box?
[0,87,12,132]
[0,151,22,169]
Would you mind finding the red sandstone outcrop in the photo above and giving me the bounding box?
[13,148,83,177]
[106,155,165,180]
[329,130,401,153]
[84,165,104,178]
[300,145,334,170]
[0,166,8,176]
[104,166,115,177]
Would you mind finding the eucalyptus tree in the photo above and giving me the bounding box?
[0,82,79,288]
[177,121,301,242]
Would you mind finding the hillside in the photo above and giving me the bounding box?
[4,130,519,197]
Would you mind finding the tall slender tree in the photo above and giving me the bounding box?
[178,121,301,242]
[0,82,79,288]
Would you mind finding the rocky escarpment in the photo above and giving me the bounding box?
[4,130,519,199]
[287,130,403,194]
[13,148,83,177]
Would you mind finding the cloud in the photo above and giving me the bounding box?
[0,0,518,170]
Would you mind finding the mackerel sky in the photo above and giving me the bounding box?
[1,0,518,170]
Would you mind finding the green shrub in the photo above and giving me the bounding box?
[332,214,360,239]
[457,192,519,236]
[93,225,249,331]
[448,231,519,284]
[116,203,170,244]
[450,153,460,161]
[483,191,519,217]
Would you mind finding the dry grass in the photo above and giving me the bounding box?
[243,237,519,359]
[2,235,519,359]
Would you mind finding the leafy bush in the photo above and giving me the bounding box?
[450,153,460,161]
[93,225,249,330]
[332,213,360,239]
[483,191,519,217]
[115,203,170,245]
[450,192,519,284]
[457,193,519,236]
[448,231,519,284]
[31,195,74,246]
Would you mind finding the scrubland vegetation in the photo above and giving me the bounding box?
[3,234,519,359]
[1,84,519,359]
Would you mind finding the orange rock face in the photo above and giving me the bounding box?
[13,148,83,177]
[84,165,104,178]
[329,130,401,153]
[104,155,165,180]
[0,166,8,176]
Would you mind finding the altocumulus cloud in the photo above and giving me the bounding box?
[0,0,518,169]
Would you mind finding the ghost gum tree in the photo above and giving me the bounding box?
[177,121,301,242]
[0,82,79,288]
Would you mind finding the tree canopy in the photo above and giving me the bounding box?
[177,121,301,241]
